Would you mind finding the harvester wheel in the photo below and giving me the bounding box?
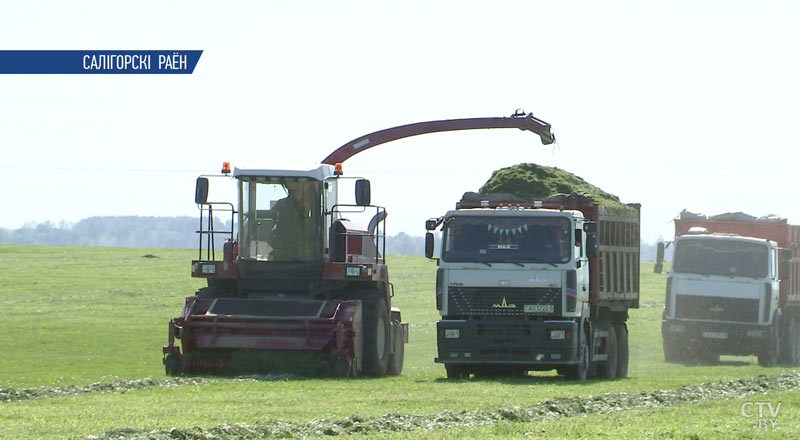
[362,291,390,377]
[164,354,181,376]
[195,287,218,298]
[387,323,404,376]
[332,356,352,378]
[613,322,629,378]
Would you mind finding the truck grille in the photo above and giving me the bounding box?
[448,287,561,316]
[674,294,759,323]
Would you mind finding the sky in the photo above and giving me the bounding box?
[1,1,799,243]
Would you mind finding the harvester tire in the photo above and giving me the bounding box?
[387,323,404,376]
[362,292,390,377]
[332,356,351,378]
[613,322,629,378]
[195,287,218,298]
[164,354,181,376]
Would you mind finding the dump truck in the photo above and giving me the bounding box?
[659,211,800,365]
[162,112,556,376]
[425,191,640,380]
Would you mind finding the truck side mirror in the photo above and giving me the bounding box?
[195,177,209,204]
[425,232,435,259]
[586,232,598,259]
[654,241,665,274]
[355,179,371,206]
[780,260,790,280]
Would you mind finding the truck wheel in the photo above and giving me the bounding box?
[613,322,629,378]
[387,323,404,376]
[445,363,466,379]
[663,336,685,363]
[779,316,800,365]
[758,315,780,367]
[362,292,390,377]
[790,317,800,365]
[565,343,589,381]
[164,354,181,376]
[599,322,617,379]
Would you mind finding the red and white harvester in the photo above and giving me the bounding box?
[162,112,555,376]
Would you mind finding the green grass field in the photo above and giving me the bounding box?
[0,244,798,439]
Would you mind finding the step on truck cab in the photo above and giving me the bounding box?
[425,192,640,380]
[660,211,800,365]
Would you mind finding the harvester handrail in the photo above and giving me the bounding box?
[197,201,236,261]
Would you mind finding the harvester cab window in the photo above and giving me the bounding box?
[239,177,322,262]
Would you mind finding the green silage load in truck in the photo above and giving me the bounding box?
[478,163,634,212]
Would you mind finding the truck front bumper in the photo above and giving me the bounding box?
[662,318,770,355]
[435,318,580,366]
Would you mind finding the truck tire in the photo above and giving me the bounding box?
[565,343,588,381]
[613,322,629,378]
[779,315,800,365]
[663,335,688,363]
[387,322,404,376]
[600,322,618,379]
[789,316,800,365]
[445,363,466,379]
[361,292,390,377]
[758,314,780,367]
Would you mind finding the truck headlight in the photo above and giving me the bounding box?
[550,330,566,340]
[445,329,460,339]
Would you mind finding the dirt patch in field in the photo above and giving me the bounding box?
[88,372,800,439]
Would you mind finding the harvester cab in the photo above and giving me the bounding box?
[164,162,400,377]
[163,111,556,378]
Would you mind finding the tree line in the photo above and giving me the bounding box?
[0,216,665,259]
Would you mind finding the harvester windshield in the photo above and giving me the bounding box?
[239,177,323,262]
[673,238,769,278]
[441,216,571,264]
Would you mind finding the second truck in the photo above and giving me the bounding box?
[660,211,800,366]
[425,191,640,380]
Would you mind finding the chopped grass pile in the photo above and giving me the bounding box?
[479,163,632,210]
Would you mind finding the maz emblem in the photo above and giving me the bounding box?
[492,297,516,308]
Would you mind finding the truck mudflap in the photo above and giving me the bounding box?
[163,297,363,375]
[435,319,580,366]
[662,318,771,356]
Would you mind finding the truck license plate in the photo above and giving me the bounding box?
[524,304,554,313]
[702,331,728,339]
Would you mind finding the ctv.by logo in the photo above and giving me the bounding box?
[740,401,781,430]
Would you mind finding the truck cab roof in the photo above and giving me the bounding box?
[676,233,776,247]
[233,163,335,180]
[446,207,585,220]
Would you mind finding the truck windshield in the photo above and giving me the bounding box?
[673,238,768,278]
[239,177,322,262]
[441,216,571,264]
